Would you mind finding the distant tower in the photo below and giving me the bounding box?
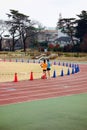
[59,13,62,20]
[59,13,63,28]
[57,13,66,38]
[57,13,62,30]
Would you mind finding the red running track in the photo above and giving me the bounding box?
[0,64,87,105]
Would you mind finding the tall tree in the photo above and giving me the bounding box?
[75,10,87,43]
[6,10,30,51]
[57,17,76,45]
[5,21,20,51]
[75,10,87,52]
[6,9,39,51]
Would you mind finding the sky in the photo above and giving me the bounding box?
[0,0,87,27]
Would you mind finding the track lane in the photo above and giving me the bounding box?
[0,64,87,105]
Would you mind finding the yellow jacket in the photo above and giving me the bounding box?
[41,63,47,70]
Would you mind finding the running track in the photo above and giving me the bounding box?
[0,64,87,105]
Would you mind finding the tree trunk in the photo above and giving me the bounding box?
[0,37,2,51]
[12,36,15,51]
[23,38,26,52]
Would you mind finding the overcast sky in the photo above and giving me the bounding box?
[0,0,87,27]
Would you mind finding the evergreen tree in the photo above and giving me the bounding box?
[6,9,38,51]
[57,17,76,45]
[75,10,87,43]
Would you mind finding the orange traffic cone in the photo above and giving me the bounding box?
[30,72,33,80]
[41,73,47,79]
[14,73,18,82]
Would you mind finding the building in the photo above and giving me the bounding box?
[38,28,58,43]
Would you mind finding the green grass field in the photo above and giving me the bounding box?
[0,93,87,130]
